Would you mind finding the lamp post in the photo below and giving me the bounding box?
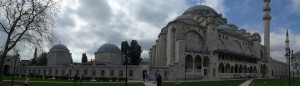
[291,51,294,83]
[125,54,128,86]
[285,49,292,86]
[11,50,19,86]
[185,66,186,83]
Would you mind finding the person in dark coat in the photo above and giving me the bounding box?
[156,74,162,86]
[74,74,78,83]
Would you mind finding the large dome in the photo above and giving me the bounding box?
[183,5,218,15]
[96,43,121,53]
[50,44,70,52]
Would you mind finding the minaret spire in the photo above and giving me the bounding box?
[263,0,271,77]
[285,28,290,50]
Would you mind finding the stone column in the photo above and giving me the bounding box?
[193,57,195,73]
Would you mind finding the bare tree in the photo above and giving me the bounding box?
[0,0,59,81]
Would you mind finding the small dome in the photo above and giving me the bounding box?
[228,24,237,28]
[183,5,218,16]
[96,43,120,53]
[50,44,69,52]
[252,32,260,36]
[217,25,231,30]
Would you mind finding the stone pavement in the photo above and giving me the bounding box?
[143,82,156,86]
[239,79,253,86]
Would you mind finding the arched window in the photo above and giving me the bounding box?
[218,63,225,73]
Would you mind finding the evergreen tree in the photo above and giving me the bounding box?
[121,41,130,65]
[36,53,47,66]
[82,53,88,63]
[129,40,142,65]
[30,57,38,66]
[121,40,142,65]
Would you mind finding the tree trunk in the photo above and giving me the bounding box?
[0,52,8,81]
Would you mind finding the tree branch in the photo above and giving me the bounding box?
[0,22,8,33]
[7,1,51,51]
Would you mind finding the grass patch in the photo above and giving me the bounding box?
[162,80,245,86]
[0,81,144,86]
[250,77,300,86]
[1,76,144,86]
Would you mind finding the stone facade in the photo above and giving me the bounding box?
[2,43,148,81]
[2,54,20,75]
[292,51,300,77]
[149,4,286,81]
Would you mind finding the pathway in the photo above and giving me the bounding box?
[144,82,156,86]
[239,79,253,86]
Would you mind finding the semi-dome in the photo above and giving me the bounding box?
[96,43,121,53]
[50,43,70,52]
[174,15,198,24]
[183,5,218,15]
[217,25,231,30]
[175,15,193,20]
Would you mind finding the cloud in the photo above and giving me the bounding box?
[12,0,228,62]
[288,0,300,14]
[201,0,227,14]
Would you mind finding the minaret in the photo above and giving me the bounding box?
[34,47,37,58]
[285,29,290,63]
[263,0,271,60]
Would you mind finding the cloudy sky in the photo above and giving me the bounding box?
[2,0,300,63]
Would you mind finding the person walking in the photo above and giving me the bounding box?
[145,74,149,82]
[79,75,83,83]
[142,74,145,82]
[74,74,78,83]
[156,74,162,86]
[24,76,30,86]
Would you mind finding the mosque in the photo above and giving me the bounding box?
[148,0,286,80]
[2,0,287,81]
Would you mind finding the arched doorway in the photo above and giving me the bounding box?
[254,66,257,73]
[244,65,247,73]
[3,65,10,75]
[218,63,224,73]
[195,55,202,69]
[185,55,193,69]
[234,64,238,73]
[225,63,230,73]
[203,56,210,76]
[250,66,253,73]
[239,65,243,73]
[262,64,267,77]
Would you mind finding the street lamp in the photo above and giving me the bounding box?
[285,49,292,86]
[291,51,294,83]
[11,50,19,86]
[125,54,128,86]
